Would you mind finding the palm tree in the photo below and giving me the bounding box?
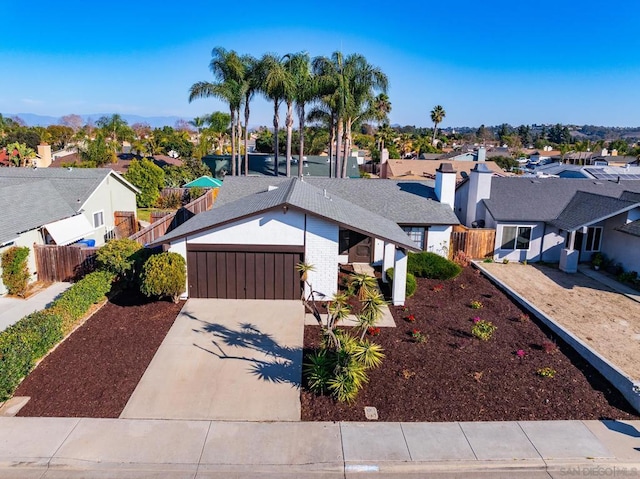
[240,54,259,176]
[95,113,132,152]
[430,105,446,145]
[339,53,389,178]
[285,52,316,178]
[257,53,292,176]
[189,47,244,176]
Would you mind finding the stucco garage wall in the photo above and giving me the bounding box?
[189,210,305,246]
[494,221,545,263]
[0,229,43,295]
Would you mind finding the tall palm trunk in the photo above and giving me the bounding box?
[244,98,250,176]
[335,119,344,178]
[432,122,439,144]
[342,118,353,178]
[236,112,242,175]
[230,108,236,176]
[297,104,305,179]
[273,101,280,176]
[285,100,294,177]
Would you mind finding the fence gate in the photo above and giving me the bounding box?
[34,245,98,282]
[449,225,496,259]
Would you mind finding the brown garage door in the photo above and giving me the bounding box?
[186,245,304,300]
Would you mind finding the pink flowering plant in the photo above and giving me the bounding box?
[515,349,526,358]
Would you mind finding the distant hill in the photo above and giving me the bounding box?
[5,113,186,128]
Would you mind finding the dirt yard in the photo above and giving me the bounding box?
[478,262,640,380]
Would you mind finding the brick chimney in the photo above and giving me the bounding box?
[435,162,456,209]
[465,163,493,227]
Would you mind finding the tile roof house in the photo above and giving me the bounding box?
[381,158,505,182]
[150,171,461,306]
[0,168,138,295]
[456,165,640,273]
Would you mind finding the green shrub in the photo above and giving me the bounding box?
[95,238,143,279]
[385,268,418,298]
[140,252,186,303]
[188,187,206,202]
[1,246,30,296]
[0,310,63,401]
[407,252,461,280]
[50,270,114,333]
[471,319,497,341]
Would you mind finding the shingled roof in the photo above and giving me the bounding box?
[152,177,420,251]
[550,192,637,231]
[216,177,459,226]
[483,177,640,223]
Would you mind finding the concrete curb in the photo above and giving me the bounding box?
[474,262,640,414]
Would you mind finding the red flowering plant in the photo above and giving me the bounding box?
[405,314,416,322]
[411,329,427,343]
[432,284,444,292]
[367,326,381,336]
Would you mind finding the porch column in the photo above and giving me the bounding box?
[392,248,408,306]
[559,230,579,273]
[382,242,396,283]
[568,230,576,251]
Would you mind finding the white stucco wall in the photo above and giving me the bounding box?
[539,225,565,263]
[602,213,640,273]
[454,181,469,224]
[373,238,385,264]
[426,225,452,258]
[189,209,305,245]
[304,216,339,300]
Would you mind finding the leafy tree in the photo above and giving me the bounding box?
[46,125,74,150]
[140,252,186,303]
[492,156,519,171]
[2,128,40,150]
[96,114,133,151]
[78,132,116,166]
[608,139,629,154]
[125,158,165,207]
[430,105,446,144]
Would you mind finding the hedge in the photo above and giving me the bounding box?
[1,246,30,296]
[385,268,418,298]
[407,252,462,280]
[0,270,114,401]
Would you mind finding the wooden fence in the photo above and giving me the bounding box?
[114,211,138,239]
[34,244,98,282]
[449,225,496,259]
[129,189,216,246]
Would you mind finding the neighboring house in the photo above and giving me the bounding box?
[456,164,640,274]
[381,158,505,182]
[150,170,460,305]
[49,153,182,173]
[528,163,640,181]
[0,168,138,295]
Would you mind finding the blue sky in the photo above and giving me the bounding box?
[2,0,640,128]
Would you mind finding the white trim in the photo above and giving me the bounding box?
[499,225,533,251]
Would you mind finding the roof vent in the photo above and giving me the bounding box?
[268,185,279,191]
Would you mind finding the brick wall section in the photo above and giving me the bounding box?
[304,215,339,300]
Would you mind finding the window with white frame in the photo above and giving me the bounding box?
[500,225,532,250]
[93,211,104,228]
[585,226,602,252]
[402,226,425,249]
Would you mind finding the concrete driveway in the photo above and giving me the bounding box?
[120,299,304,421]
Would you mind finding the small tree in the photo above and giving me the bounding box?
[125,158,165,208]
[95,238,142,280]
[1,246,30,296]
[140,252,186,303]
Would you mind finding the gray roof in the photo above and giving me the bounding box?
[615,220,640,237]
[153,178,420,251]
[550,192,636,230]
[216,176,459,226]
[0,168,134,245]
[483,177,640,224]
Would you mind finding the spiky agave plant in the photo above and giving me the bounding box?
[348,272,378,300]
[357,289,386,340]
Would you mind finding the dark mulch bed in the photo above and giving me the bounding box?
[15,290,183,418]
[301,266,640,422]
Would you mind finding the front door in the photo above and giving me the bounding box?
[339,229,372,263]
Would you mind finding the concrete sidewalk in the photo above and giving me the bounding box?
[0,418,639,478]
[0,282,71,332]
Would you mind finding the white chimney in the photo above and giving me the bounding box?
[465,163,493,227]
[476,147,486,162]
[435,162,456,209]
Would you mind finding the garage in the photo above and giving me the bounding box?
[186,245,303,300]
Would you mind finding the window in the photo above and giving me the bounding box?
[585,226,602,252]
[501,226,532,250]
[93,211,104,228]
[402,226,425,249]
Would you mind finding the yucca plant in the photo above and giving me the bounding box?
[303,350,333,394]
[356,289,386,340]
[351,340,385,369]
[348,272,378,300]
[295,261,315,283]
